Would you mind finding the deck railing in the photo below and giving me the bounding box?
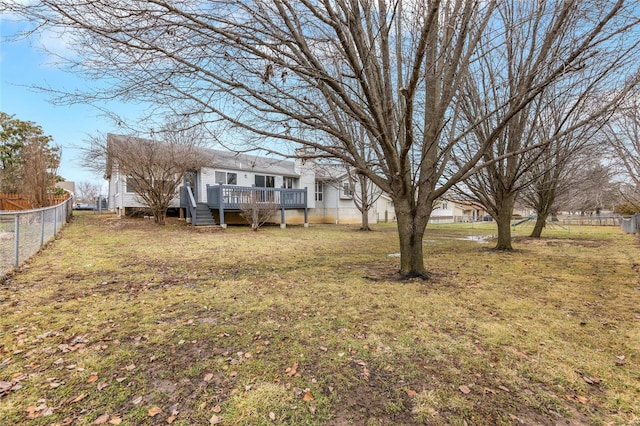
[206,184,307,210]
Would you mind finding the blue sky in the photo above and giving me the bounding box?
[1,19,140,191]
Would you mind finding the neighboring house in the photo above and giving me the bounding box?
[450,200,490,222]
[105,134,393,227]
[429,198,492,223]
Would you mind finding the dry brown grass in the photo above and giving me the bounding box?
[0,212,638,425]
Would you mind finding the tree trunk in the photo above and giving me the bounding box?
[530,214,547,238]
[252,207,258,231]
[530,188,555,238]
[494,193,516,250]
[361,209,370,230]
[358,175,371,231]
[395,200,430,278]
[154,211,166,225]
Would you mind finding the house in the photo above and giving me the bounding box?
[105,134,391,227]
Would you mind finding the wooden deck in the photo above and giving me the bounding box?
[180,184,308,227]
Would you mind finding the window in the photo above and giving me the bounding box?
[442,201,448,210]
[315,181,323,202]
[340,181,355,199]
[283,176,295,189]
[255,175,275,187]
[215,171,238,185]
[126,176,145,193]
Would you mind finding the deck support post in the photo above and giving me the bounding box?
[280,190,286,228]
[218,183,226,228]
[303,187,309,227]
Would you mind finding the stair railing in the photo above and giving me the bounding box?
[185,185,198,225]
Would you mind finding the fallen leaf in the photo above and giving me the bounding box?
[0,381,12,393]
[69,393,87,403]
[87,374,99,383]
[498,385,510,392]
[286,362,298,377]
[131,396,143,405]
[108,416,122,425]
[459,385,471,394]
[583,376,601,385]
[362,366,370,381]
[123,364,136,371]
[406,389,417,397]
[148,406,162,417]
[10,372,26,381]
[209,414,221,424]
[203,373,214,382]
[97,382,108,391]
[302,390,314,402]
[167,414,177,424]
[212,405,222,413]
[93,414,110,425]
[26,404,52,419]
[269,412,276,421]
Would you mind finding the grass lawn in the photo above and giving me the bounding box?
[0,213,638,425]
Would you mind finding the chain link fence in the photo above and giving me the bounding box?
[0,198,73,279]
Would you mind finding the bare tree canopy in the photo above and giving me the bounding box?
[4,0,640,276]
[87,122,212,224]
[0,111,61,207]
[451,1,639,249]
[75,181,103,203]
[239,188,280,231]
[604,89,640,206]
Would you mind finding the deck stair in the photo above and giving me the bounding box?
[194,202,215,226]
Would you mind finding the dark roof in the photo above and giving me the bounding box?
[204,148,297,176]
[106,133,297,177]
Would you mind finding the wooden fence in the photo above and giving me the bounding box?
[0,192,71,211]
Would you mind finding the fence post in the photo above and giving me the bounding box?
[40,209,45,247]
[14,214,20,268]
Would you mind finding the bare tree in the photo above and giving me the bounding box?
[343,125,382,231]
[559,161,620,215]
[603,90,640,207]
[519,127,599,238]
[239,188,279,231]
[84,121,212,224]
[20,136,61,208]
[453,1,638,250]
[352,172,381,231]
[1,112,60,203]
[76,181,102,204]
[6,1,640,276]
